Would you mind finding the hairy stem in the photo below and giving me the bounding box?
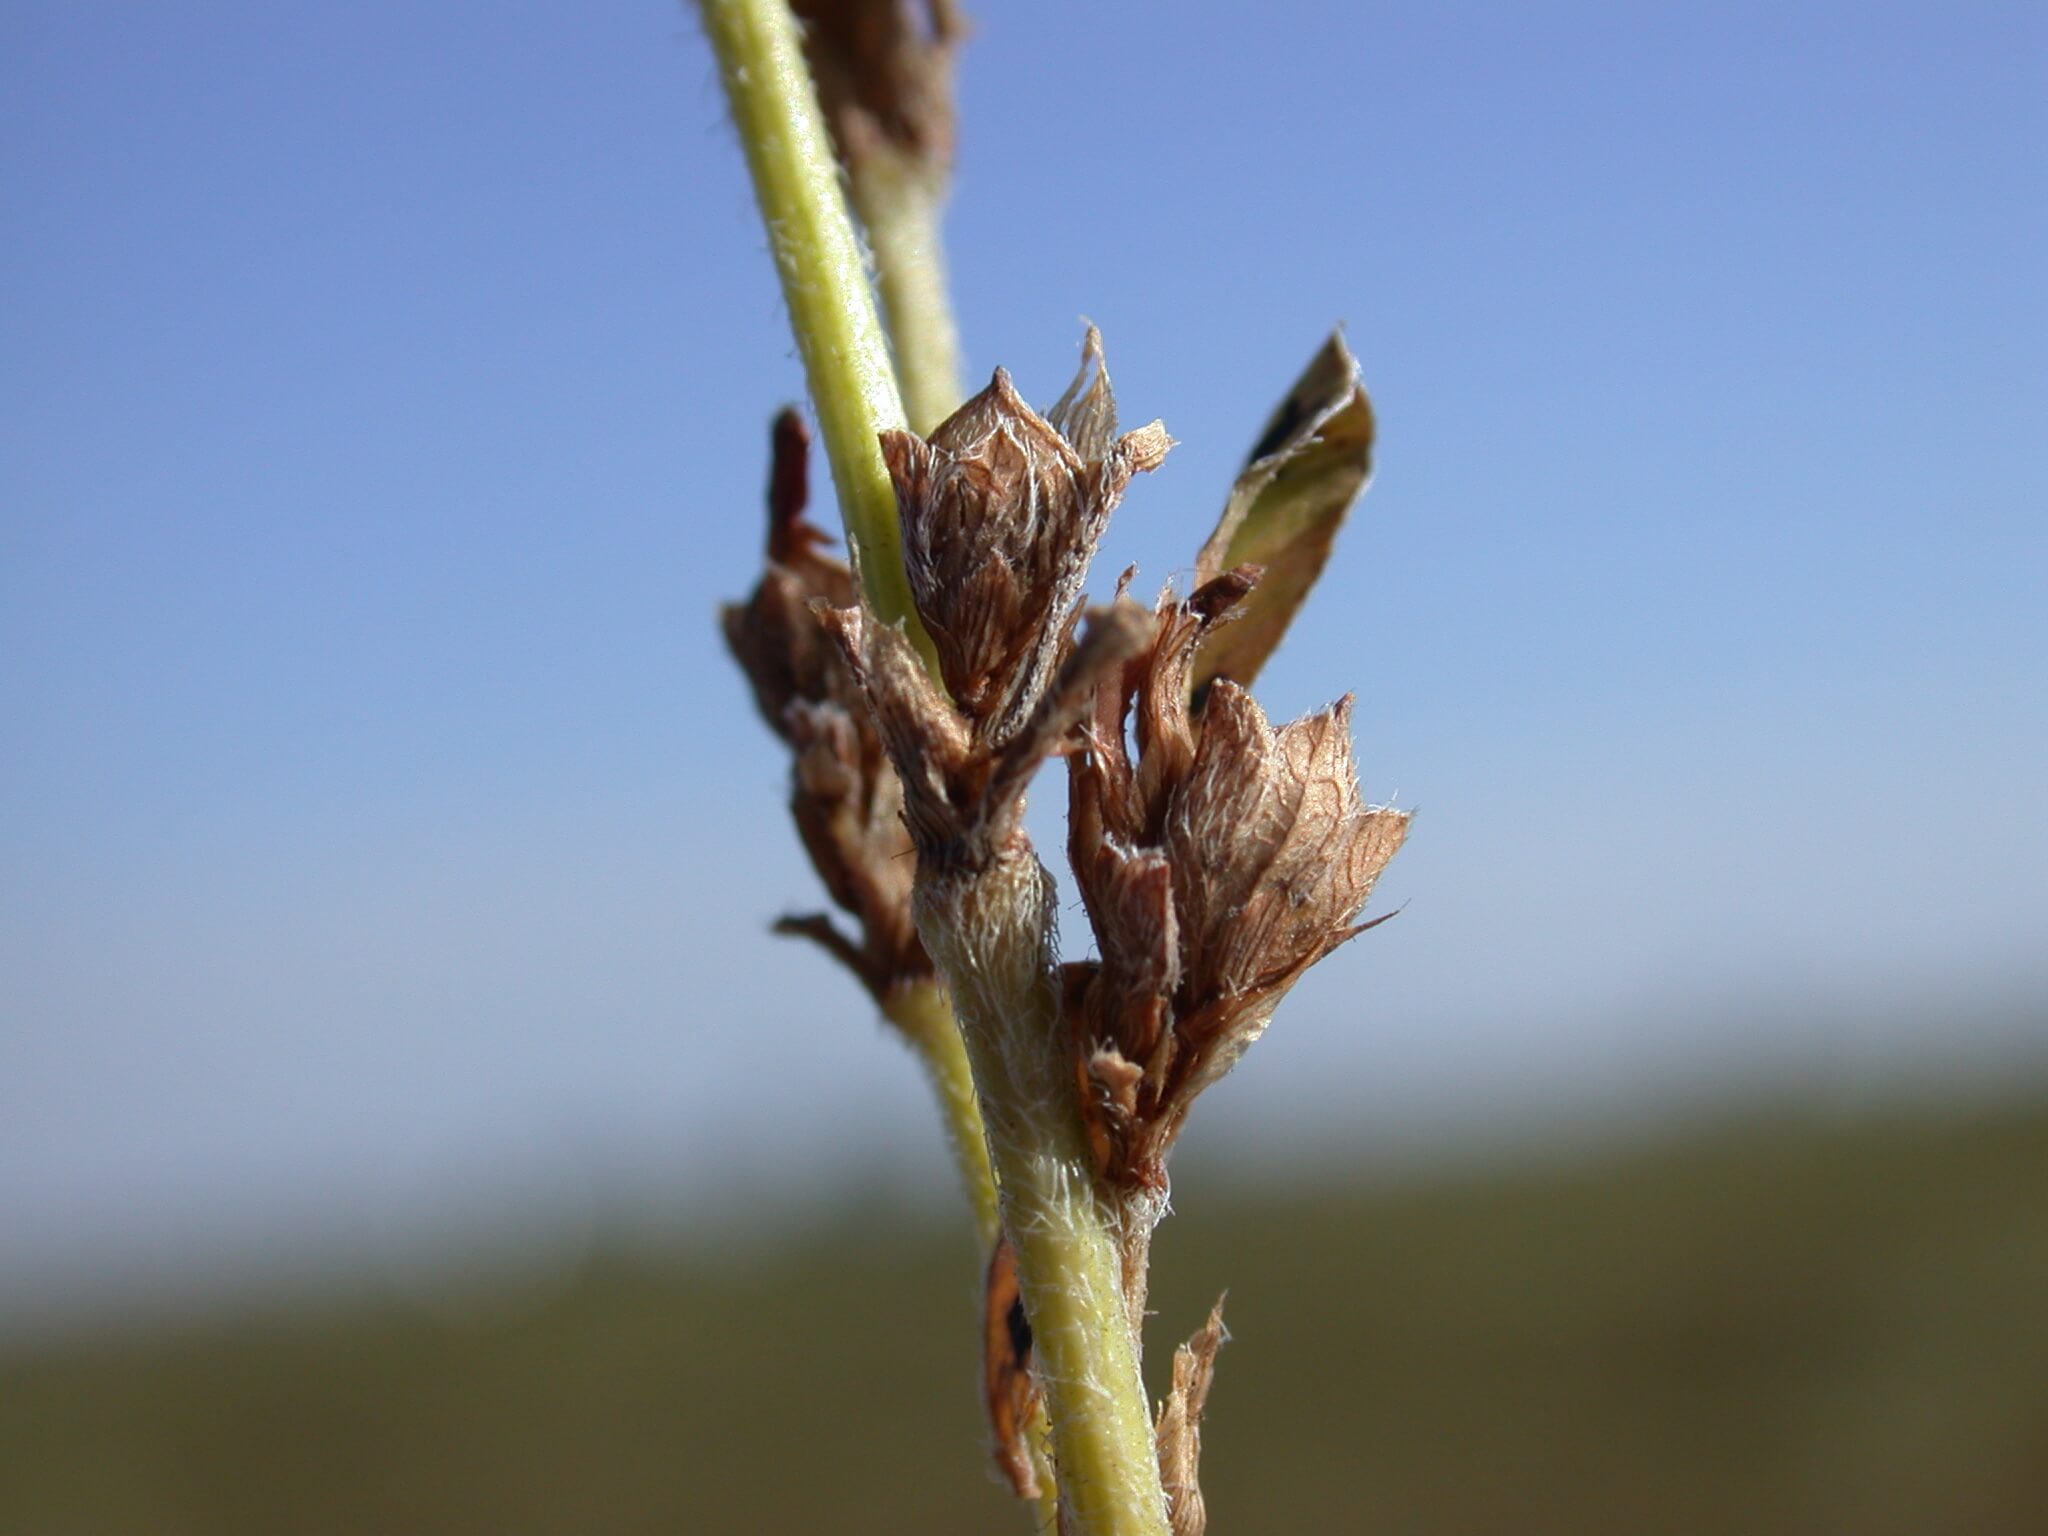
[881,978,999,1249]
[697,0,936,665]
[704,6,1091,1525]
[850,150,964,436]
[920,850,1170,1536]
[887,977,1061,1522]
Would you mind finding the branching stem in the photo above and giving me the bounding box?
[887,979,1059,1524]
[849,150,964,435]
[702,6,1147,1528]
[697,0,936,667]
[881,978,998,1248]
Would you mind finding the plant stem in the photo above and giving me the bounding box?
[697,0,935,665]
[881,978,998,1249]
[887,976,1060,1526]
[920,851,1171,1536]
[849,150,964,436]
[703,7,1099,1525]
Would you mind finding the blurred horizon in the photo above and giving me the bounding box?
[5,0,2046,1377]
[6,978,2046,1342]
[8,1098,2047,1533]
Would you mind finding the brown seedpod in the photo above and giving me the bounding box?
[881,328,1170,747]
[821,329,1165,876]
[1067,574,1409,1192]
[791,0,964,178]
[721,410,932,1004]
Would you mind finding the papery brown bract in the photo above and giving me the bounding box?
[1153,1297,1227,1536]
[722,410,861,736]
[822,598,1150,876]
[817,603,978,861]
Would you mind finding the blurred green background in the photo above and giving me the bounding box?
[8,1097,2046,1535]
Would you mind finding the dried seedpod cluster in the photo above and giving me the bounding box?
[1066,568,1410,1323]
[721,406,1002,1255]
[826,334,1170,870]
[702,3,1407,1532]
[722,409,930,1008]
[728,329,1404,1533]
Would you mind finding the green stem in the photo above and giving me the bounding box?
[881,978,998,1249]
[920,852,1170,1536]
[697,0,935,665]
[703,6,1085,1525]
[886,976,1060,1525]
[849,150,964,436]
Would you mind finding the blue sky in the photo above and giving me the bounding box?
[4,2,2045,1316]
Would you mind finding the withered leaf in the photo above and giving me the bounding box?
[982,1235,1041,1501]
[1192,331,1376,696]
[1154,1296,1228,1536]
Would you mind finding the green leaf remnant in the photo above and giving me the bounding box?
[1192,332,1376,696]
